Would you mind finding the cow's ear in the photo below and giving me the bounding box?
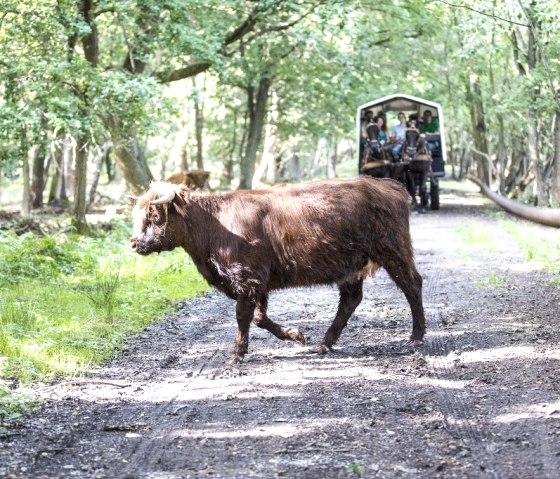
[171,199,187,217]
[170,188,189,215]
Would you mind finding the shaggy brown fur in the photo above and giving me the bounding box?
[166,170,210,190]
[130,177,425,363]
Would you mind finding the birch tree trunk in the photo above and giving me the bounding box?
[240,76,271,190]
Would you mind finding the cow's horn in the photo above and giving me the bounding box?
[149,182,176,206]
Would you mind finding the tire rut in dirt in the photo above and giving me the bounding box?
[117,294,234,478]
[422,268,501,477]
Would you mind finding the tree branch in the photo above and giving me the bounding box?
[153,4,265,83]
[434,0,530,27]
[510,29,527,76]
[241,2,321,46]
[154,1,321,84]
[155,62,213,83]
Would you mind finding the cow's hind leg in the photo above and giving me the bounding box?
[382,256,425,345]
[229,296,255,364]
[253,294,306,345]
[318,279,364,354]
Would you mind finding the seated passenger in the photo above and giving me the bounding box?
[361,110,375,138]
[359,110,375,167]
[377,115,388,143]
[390,112,407,160]
[419,110,439,134]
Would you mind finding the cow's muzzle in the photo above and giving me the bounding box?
[130,237,163,255]
[130,238,150,255]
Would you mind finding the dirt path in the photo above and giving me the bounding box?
[1,187,559,479]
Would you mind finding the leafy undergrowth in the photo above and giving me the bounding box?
[502,221,560,285]
[454,218,560,285]
[0,218,207,423]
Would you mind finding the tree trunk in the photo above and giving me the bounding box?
[80,0,150,196]
[525,15,545,204]
[327,137,337,179]
[223,108,238,185]
[73,137,90,234]
[168,123,189,174]
[31,147,46,209]
[551,109,560,206]
[235,108,249,185]
[466,77,490,184]
[65,135,76,199]
[180,145,189,173]
[240,77,271,190]
[488,37,507,189]
[88,141,110,209]
[104,146,116,182]
[108,120,153,194]
[527,121,544,203]
[192,76,205,170]
[48,137,67,206]
[21,145,34,217]
[253,112,277,187]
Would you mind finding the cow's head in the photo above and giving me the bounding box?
[129,181,187,255]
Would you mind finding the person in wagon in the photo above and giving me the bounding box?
[376,115,389,143]
[360,110,375,163]
[361,110,375,137]
[419,109,439,134]
[390,111,408,160]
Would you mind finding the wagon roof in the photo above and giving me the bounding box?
[357,94,444,115]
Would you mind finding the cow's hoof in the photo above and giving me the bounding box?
[315,344,332,355]
[405,339,423,348]
[287,328,306,345]
[226,354,244,365]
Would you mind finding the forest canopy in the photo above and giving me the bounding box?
[1,0,560,229]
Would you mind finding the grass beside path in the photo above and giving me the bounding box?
[0,218,207,424]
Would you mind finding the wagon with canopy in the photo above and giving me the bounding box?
[356,94,446,210]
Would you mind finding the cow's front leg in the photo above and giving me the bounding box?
[229,296,255,364]
[252,294,306,345]
[318,279,363,354]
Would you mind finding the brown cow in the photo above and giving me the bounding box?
[130,178,426,363]
[166,170,210,190]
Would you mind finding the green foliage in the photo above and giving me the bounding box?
[0,384,41,427]
[0,231,95,285]
[0,220,208,383]
[455,222,500,254]
[346,463,365,476]
[476,272,506,289]
[78,273,121,322]
[502,221,560,285]
[2,0,560,194]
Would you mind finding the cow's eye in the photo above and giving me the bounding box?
[151,212,163,225]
